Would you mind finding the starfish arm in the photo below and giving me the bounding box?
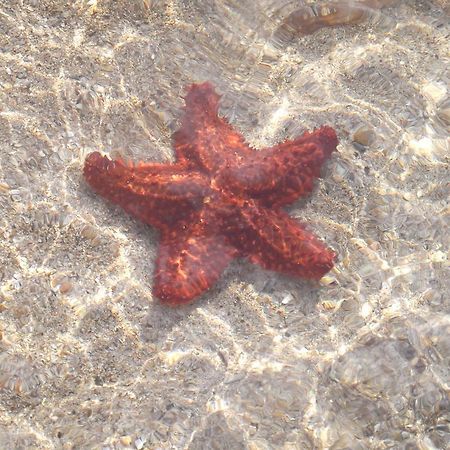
[173,82,253,172]
[84,152,210,228]
[215,126,338,207]
[224,202,335,280]
[153,220,238,305]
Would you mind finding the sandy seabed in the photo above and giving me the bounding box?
[0,1,449,449]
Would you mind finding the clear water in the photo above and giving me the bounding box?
[0,1,448,449]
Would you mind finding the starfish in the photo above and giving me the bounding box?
[84,82,338,306]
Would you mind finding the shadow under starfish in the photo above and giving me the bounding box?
[84,82,338,306]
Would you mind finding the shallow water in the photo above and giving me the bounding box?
[0,1,449,449]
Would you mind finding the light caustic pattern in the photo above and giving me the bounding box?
[0,1,449,449]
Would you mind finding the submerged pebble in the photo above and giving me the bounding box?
[274,0,398,42]
[352,124,376,147]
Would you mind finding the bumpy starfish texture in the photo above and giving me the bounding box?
[84,82,338,306]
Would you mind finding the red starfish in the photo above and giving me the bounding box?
[84,82,338,306]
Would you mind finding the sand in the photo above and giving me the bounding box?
[0,1,449,449]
